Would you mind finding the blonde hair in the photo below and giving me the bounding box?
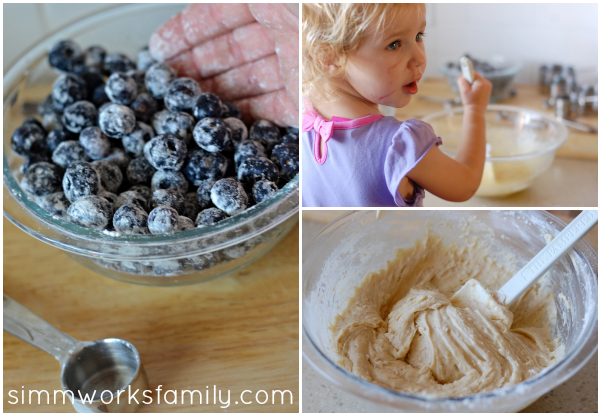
[302,3,425,103]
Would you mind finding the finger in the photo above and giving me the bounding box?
[184,22,275,78]
[234,90,298,127]
[149,3,256,62]
[199,55,284,102]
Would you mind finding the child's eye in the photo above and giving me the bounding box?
[416,32,426,42]
[388,32,426,51]
[387,41,400,51]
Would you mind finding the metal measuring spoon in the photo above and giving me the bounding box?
[3,294,149,413]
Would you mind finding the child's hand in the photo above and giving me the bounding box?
[457,72,492,113]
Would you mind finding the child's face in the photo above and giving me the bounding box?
[345,7,427,108]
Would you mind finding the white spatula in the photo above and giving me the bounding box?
[452,211,598,312]
[460,56,475,84]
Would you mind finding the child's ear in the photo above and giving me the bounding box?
[313,44,343,75]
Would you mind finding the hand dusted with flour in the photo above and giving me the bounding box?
[149,4,298,126]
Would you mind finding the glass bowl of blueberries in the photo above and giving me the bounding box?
[439,55,522,102]
[3,4,299,286]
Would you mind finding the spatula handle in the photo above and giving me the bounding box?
[460,56,475,84]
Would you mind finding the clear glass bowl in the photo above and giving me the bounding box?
[422,105,568,197]
[303,210,597,412]
[438,56,522,103]
[3,4,299,286]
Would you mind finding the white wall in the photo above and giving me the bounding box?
[4,4,119,72]
[423,3,598,85]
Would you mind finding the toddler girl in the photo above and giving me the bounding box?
[302,4,492,207]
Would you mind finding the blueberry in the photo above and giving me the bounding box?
[183,192,201,220]
[39,94,56,118]
[144,134,188,172]
[116,190,147,211]
[210,178,248,216]
[39,192,71,219]
[137,46,156,71]
[98,103,136,138]
[196,179,216,210]
[148,189,185,214]
[193,117,232,152]
[281,132,298,145]
[161,112,195,144]
[271,143,299,182]
[145,63,176,99]
[195,207,228,227]
[178,216,195,231]
[181,148,227,187]
[39,95,64,134]
[237,157,279,189]
[101,147,131,173]
[22,117,45,132]
[46,127,76,153]
[84,46,106,69]
[79,126,111,160]
[130,93,158,124]
[20,153,51,175]
[105,72,138,105]
[104,53,135,74]
[91,160,123,193]
[91,84,110,108]
[62,161,101,202]
[127,185,152,202]
[164,78,201,113]
[249,120,281,151]
[73,65,105,97]
[152,109,171,134]
[48,40,84,73]
[67,195,113,230]
[221,102,242,119]
[113,204,150,235]
[287,126,299,135]
[253,180,278,204]
[148,206,180,234]
[62,101,97,134]
[151,170,189,194]
[52,74,87,112]
[126,156,156,185]
[193,93,222,120]
[98,190,119,206]
[126,70,147,94]
[52,141,90,168]
[234,140,266,169]
[21,162,63,197]
[11,123,46,157]
[223,117,248,148]
[122,122,154,157]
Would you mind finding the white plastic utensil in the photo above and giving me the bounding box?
[460,56,475,84]
[452,211,597,314]
[498,210,598,305]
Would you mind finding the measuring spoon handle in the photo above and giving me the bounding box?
[3,294,80,364]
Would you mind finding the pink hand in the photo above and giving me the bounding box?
[149,3,299,127]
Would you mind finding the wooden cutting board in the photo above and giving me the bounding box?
[3,217,299,413]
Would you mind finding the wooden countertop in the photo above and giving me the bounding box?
[3,217,299,413]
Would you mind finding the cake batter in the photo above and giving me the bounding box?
[331,232,562,398]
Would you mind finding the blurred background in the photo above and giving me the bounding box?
[4,4,120,72]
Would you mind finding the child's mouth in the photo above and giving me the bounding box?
[402,81,418,95]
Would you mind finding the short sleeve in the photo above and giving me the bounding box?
[384,119,442,206]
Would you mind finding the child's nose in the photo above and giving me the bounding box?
[409,46,426,70]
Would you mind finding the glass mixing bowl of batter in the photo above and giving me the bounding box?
[302,210,597,412]
[421,105,568,197]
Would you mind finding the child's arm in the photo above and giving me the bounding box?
[407,72,493,202]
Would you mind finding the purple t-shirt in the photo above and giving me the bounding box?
[302,109,442,207]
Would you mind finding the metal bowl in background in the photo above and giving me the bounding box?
[421,104,568,197]
[3,4,299,286]
[439,56,522,102]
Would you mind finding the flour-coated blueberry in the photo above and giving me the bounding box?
[98,103,136,139]
[148,189,185,214]
[62,161,101,202]
[126,69,147,94]
[281,132,299,145]
[151,170,189,194]
[98,190,119,206]
[61,101,97,134]
[52,140,90,168]
[234,140,266,169]
[223,117,248,148]
[148,206,180,234]
[193,93,222,120]
[122,122,154,157]
[103,53,135,74]
[101,147,131,173]
[21,162,63,197]
[252,180,278,204]
[91,160,123,193]
[164,78,201,113]
[182,148,227,186]
[113,203,150,235]
[193,117,231,153]
[11,123,46,157]
[52,74,87,112]
[145,63,176,99]
[271,143,299,182]
[126,156,156,185]
[116,190,147,211]
[161,112,195,144]
[237,157,279,191]
[105,72,138,105]
[195,207,227,227]
[196,179,216,210]
[137,46,156,71]
[144,134,187,172]
[67,195,113,230]
[210,178,248,216]
[127,185,151,202]
[48,40,84,73]
[46,127,76,153]
[39,191,71,219]
[20,153,51,175]
[84,46,106,70]
[129,93,158,124]
[79,126,111,160]
[249,119,281,151]
[73,65,105,97]
[152,109,171,134]
[178,216,195,231]
[220,102,241,119]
